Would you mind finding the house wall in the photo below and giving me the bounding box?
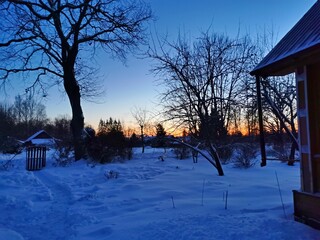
[296,62,320,193]
[307,62,320,192]
[294,62,320,229]
[296,66,312,192]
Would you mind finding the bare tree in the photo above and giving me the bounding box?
[131,106,149,153]
[261,75,298,165]
[148,31,256,175]
[0,103,15,140]
[50,115,72,141]
[0,0,151,159]
[10,93,48,138]
[238,73,259,136]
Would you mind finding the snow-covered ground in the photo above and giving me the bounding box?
[0,147,319,240]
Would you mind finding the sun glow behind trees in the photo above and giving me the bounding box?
[0,1,311,143]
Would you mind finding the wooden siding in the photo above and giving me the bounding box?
[306,62,320,192]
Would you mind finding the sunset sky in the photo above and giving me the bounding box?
[0,0,315,131]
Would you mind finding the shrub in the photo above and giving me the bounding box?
[217,145,233,164]
[129,133,141,148]
[173,146,190,160]
[272,143,290,162]
[87,135,133,164]
[99,147,118,164]
[88,118,133,163]
[53,140,74,167]
[124,147,133,160]
[233,143,258,168]
[0,136,22,154]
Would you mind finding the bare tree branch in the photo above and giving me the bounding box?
[0,0,152,159]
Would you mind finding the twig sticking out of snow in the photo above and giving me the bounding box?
[275,171,287,219]
[105,170,119,179]
[171,196,176,209]
[0,149,23,171]
[201,179,205,206]
[0,160,13,171]
[224,190,228,210]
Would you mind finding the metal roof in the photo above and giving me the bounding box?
[251,1,320,77]
[25,130,53,142]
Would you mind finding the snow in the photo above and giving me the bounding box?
[27,138,56,146]
[0,147,319,240]
[22,130,57,146]
[24,130,48,142]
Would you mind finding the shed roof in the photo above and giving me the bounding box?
[24,130,57,146]
[25,130,53,142]
[251,1,320,77]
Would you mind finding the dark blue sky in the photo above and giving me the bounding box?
[2,0,315,130]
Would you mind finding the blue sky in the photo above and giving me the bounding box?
[0,0,315,130]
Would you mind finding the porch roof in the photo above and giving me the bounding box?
[251,1,320,77]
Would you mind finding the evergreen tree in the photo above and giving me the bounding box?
[156,123,166,137]
[154,123,166,147]
[90,117,128,163]
[199,109,227,143]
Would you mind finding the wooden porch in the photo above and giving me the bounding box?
[251,1,320,230]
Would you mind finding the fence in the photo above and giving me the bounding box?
[26,146,46,171]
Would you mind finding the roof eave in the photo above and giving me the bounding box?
[250,44,320,77]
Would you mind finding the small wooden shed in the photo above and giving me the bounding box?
[251,1,320,229]
[23,130,57,147]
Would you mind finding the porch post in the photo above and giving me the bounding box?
[255,75,267,166]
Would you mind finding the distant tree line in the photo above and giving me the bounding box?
[0,93,173,163]
[86,118,171,163]
[0,94,71,150]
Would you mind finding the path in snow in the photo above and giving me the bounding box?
[32,170,77,240]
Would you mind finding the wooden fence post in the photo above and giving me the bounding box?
[26,146,46,171]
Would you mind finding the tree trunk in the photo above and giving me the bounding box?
[168,136,223,175]
[206,140,224,176]
[63,67,85,160]
[141,125,145,154]
[288,141,296,166]
[256,76,267,166]
[214,154,224,176]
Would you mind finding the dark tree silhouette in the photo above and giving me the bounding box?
[0,103,15,140]
[154,123,166,148]
[132,107,149,153]
[0,0,151,159]
[10,94,48,138]
[148,31,256,175]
